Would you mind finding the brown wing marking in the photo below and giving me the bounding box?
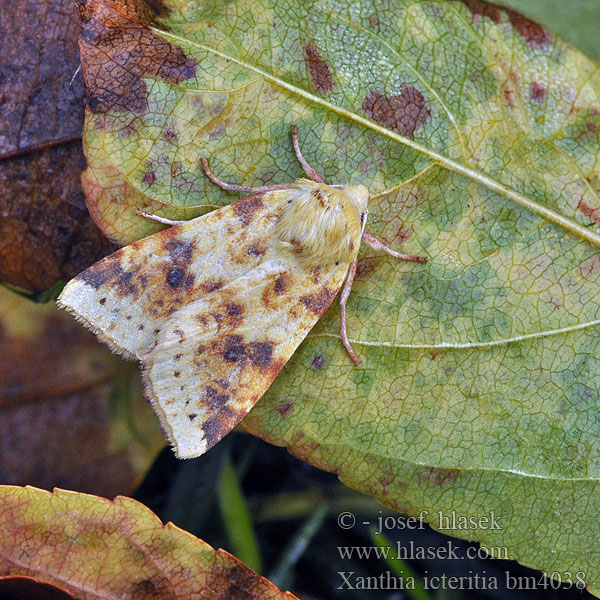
[57,193,282,359]
[142,258,348,458]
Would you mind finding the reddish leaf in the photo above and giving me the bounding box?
[0,486,299,600]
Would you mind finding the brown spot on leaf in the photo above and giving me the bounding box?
[362,88,431,138]
[301,287,336,314]
[78,0,197,114]
[312,354,326,369]
[503,87,516,109]
[355,257,378,281]
[531,82,547,103]
[225,564,258,600]
[506,8,552,49]
[277,402,293,417]
[580,254,600,278]
[461,1,551,48]
[232,195,266,226]
[128,576,172,600]
[304,41,333,94]
[460,0,501,23]
[578,200,600,225]
[420,466,459,486]
[142,171,156,185]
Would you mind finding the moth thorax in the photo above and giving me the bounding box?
[276,179,369,266]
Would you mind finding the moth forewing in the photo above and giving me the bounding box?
[57,181,365,458]
[143,251,350,458]
[57,192,284,361]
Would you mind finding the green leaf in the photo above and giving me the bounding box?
[77,0,600,592]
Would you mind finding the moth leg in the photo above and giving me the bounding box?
[362,232,427,263]
[201,159,293,193]
[291,125,325,183]
[135,211,188,226]
[339,257,361,366]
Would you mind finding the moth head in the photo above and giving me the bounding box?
[276,179,369,266]
[339,184,369,219]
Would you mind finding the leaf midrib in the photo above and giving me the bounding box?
[152,27,600,249]
[311,316,600,349]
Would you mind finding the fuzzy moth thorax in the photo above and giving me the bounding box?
[275,179,369,266]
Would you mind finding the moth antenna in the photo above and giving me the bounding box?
[361,232,427,263]
[201,158,294,193]
[135,211,188,226]
[291,125,325,183]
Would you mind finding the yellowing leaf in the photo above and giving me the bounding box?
[0,485,298,600]
[75,0,600,592]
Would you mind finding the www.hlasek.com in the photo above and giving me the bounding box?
[338,541,508,561]
[337,570,587,591]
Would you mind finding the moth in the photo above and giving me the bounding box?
[58,127,426,458]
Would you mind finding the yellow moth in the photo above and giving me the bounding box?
[58,127,426,459]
